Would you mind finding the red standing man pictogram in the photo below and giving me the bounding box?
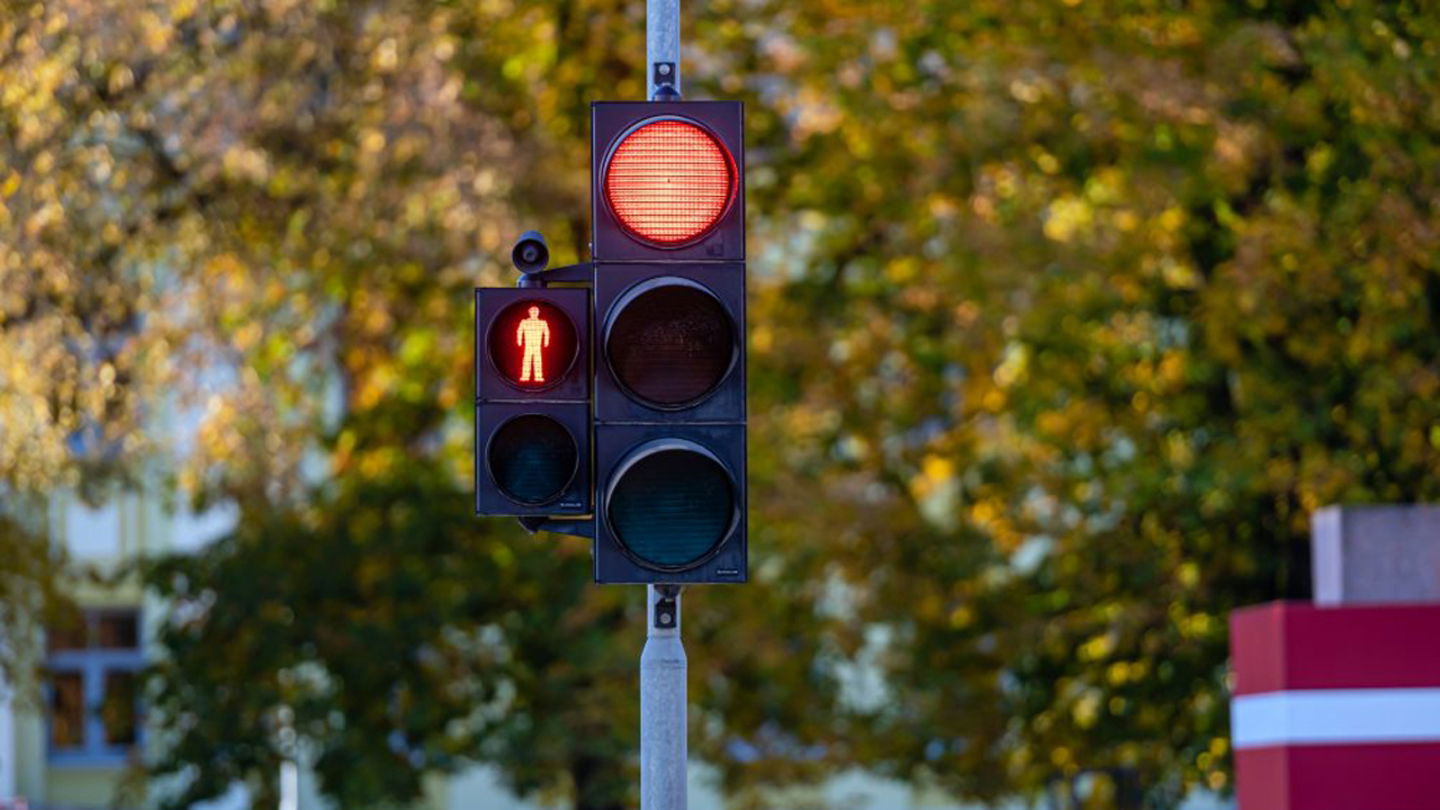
[516,305,551,383]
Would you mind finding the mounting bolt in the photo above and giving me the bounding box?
[652,585,682,630]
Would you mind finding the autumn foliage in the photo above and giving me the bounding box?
[3,0,1439,808]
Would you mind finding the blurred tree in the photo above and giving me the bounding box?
[143,463,639,810]
[0,506,67,689]
[0,0,182,494]
[8,0,1439,807]
[727,0,1440,805]
[1,0,189,681]
[2,1,840,808]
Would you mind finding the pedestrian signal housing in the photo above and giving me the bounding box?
[475,287,590,516]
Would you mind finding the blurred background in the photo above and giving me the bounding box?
[1,0,1437,808]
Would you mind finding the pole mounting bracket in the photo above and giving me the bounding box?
[652,585,682,629]
[651,63,680,100]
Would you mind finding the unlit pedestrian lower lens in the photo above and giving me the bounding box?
[489,415,577,505]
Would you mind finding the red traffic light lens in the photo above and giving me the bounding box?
[603,118,736,246]
[488,300,578,391]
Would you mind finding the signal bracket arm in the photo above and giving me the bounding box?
[516,515,595,539]
[516,261,594,288]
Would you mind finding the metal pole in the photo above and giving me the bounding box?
[642,3,686,807]
[641,585,686,810]
[647,0,680,99]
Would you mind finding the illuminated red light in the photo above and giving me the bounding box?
[603,118,735,246]
[489,300,576,390]
[515,305,550,383]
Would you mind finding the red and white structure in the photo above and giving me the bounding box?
[1230,506,1440,810]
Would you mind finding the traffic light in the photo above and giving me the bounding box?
[475,284,591,516]
[591,100,747,584]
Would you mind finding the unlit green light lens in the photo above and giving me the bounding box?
[609,448,734,568]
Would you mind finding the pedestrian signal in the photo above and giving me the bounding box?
[488,299,576,390]
[488,413,579,506]
[475,287,590,517]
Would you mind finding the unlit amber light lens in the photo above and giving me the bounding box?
[604,120,734,245]
[607,284,734,407]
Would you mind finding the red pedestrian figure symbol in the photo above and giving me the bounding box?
[516,305,551,383]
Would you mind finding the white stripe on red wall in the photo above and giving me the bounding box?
[1232,688,1440,748]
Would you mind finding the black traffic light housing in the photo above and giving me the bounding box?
[473,99,747,585]
[593,264,745,423]
[590,100,747,584]
[591,101,745,263]
[474,287,591,517]
[594,424,746,584]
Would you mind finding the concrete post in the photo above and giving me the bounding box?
[1312,505,1440,605]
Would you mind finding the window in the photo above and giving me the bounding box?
[97,612,139,649]
[101,671,138,745]
[49,673,85,748]
[45,608,144,764]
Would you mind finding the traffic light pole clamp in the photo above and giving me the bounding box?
[516,515,595,538]
[515,262,592,289]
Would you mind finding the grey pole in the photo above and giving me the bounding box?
[647,0,681,99]
[641,3,686,808]
[641,585,686,810]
